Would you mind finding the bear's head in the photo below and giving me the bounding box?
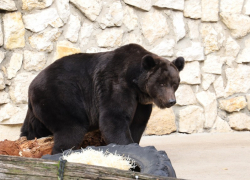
[140,55,185,109]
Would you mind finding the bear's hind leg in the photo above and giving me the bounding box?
[21,108,52,140]
[52,125,88,154]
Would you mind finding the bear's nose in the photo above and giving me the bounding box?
[168,99,176,106]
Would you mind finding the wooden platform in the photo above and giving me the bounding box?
[0,155,178,180]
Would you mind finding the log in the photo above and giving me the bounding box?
[0,130,106,158]
[0,155,178,180]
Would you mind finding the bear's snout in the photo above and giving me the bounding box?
[163,98,176,108]
[168,99,176,106]
[154,97,176,109]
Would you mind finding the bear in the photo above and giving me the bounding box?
[20,44,185,154]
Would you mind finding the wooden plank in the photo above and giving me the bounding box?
[0,173,55,180]
[0,155,178,179]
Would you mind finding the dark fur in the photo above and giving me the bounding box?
[20,44,185,154]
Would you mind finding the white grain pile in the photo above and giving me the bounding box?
[62,148,135,171]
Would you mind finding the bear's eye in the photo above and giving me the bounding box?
[160,83,165,87]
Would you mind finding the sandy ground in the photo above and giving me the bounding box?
[140,132,250,180]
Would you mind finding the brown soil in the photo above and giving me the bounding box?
[81,130,107,148]
[0,130,107,158]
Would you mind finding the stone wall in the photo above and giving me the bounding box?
[0,0,250,141]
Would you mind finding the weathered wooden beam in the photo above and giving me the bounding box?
[0,155,178,180]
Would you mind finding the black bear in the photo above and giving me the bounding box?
[20,44,185,154]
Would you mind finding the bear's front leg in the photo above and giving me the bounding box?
[130,103,152,144]
[99,103,136,145]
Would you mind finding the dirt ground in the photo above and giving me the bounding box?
[140,132,250,180]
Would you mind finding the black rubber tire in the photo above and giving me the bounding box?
[42,143,176,177]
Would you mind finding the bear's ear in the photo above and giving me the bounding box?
[172,57,185,71]
[142,55,157,71]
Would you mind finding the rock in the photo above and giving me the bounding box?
[236,48,250,63]
[99,1,123,29]
[225,37,240,58]
[224,64,250,97]
[0,104,13,122]
[220,0,244,14]
[145,107,176,135]
[64,15,81,43]
[140,10,169,44]
[85,47,109,53]
[236,38,250,62]
[3,12,25,49]
[23,50,46,71]
[184,0,201,19]
[243,0,250,15]
[123,0,151,11]
[123,6,138,32]
[4,80,10,87]
[6,52,23,79]
[0,20,3,47]
[53,40,81,61]
[172,11,185,42]
[246,95,250,111]
[213,76,225,98]
[180,61,201,85]
[150,39,175,57]
[0,124,22,141]
[122,32,143,46]
[153,0,184,11]
[29,28,62,52]
[201,73,215,90]
[0,0,17,11]
[201,0,219,22]
[202,54,225,75]
[196,91,217,128]
[176,42,204,61]
[211,116,232,133]
[23,8,63,33]
[229,113,250,131]
[175,85,197,106]
[187,19,200,40]
[201,23,222,55]
[70,0,102,21]
[220,12,250,39]
[0,73,5,90]
[9,73,36,104]
[0,104,27,124]
[96,28,123,48]
[219,96,247,113]
[79,22,94,47]
[22,0,54,10]
[55,0,70,23]
[0,91,10,104]
[224,56,235,68]
[214,23,225,47]
[1,68,7,78]
[245,37,250,47]
[0,51,5,64]
[178,105,204,133]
